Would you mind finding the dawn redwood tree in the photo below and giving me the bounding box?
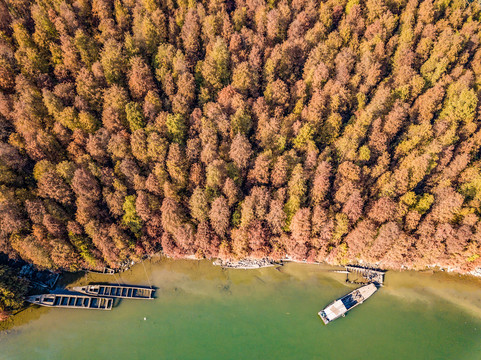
[189,187,209,223]
[311,161,331,205]
[36,168,73,205]
[71,167,101,202]
[290,208,311,244]
[128,56,156,100]
[209,196,230,238]
[229,133,252,170]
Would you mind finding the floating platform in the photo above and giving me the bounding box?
[71,284,154,299]
[26,293,113,310]
[345,265,385,286]
[318,283,378,325]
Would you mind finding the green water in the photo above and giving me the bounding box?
[1,259,481,360]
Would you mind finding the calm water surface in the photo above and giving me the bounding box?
[1,259,480,360]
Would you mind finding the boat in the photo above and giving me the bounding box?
[26,293,113,310]
[71,284,154,299]
[318,283,377,324]
[83,267,116,275]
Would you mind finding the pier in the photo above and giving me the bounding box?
[345,265,385,286]
[26,293,113,310]
[71,284,154,299]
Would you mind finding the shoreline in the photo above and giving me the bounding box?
[206,256,481,278]
[2,255,480,332]
[161,252,481,278]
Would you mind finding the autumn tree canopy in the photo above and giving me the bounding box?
[0,0,480,274]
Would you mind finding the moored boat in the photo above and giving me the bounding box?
[83,267,115,275]
[71,284,154,299]
[318,283,377,324]
[26,293,113,310]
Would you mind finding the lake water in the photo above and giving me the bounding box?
[1,259,480,360]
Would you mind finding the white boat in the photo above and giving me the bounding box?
[318,283,378,324]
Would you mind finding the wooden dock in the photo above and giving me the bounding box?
[26,293,113,310]
[71,284,154,299]
[345,265,385,285]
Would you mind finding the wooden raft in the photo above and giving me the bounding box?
[71,284,154,299]
[26,293,113,310]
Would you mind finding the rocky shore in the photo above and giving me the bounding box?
[212,258,281,269]
[212,256,481,277]
[469,268,481,277]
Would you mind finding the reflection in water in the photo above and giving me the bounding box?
[1,258,481,360]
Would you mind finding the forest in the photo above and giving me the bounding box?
[0,0,481,297]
